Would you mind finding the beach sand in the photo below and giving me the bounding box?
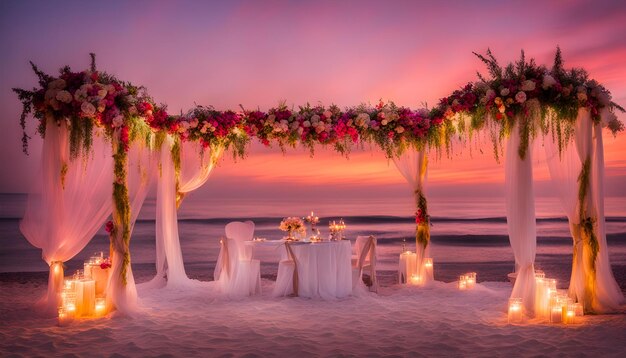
[1,271,625,357]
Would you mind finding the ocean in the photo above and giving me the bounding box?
[1,194,625,290]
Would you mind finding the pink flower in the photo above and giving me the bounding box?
[515,91,527,104]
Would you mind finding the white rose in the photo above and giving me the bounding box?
[395,126,405,133]
[381,119,388,126]
[48,79,66,90]
[56,90,73,104]
[189,119,199,128]
[297,127,304,135]
[97,89,108,99]
[499,105,506,114]
[515,91,527,103]
[303,120,311,128]
[521,80,536,92]
[311,114,320,123]
[232,127,242,135]
[323,110,332,119]
[128,106,138,115]
[74,89,87,102]
[106,84,116,94]
[290,121,299,130]
[112,115,124,128]
[81,102,96,117]
[267,114,276,123]
[542,74,557,89]
[577,92,588,102]
[500,88,510,96]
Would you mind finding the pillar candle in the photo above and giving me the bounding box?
[508,298,524,324]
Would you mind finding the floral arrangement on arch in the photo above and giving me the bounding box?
[433,47,624,160]
[13,54,157,158]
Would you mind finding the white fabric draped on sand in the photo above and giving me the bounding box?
[544,108,623,312]
[505,119,537,315]
[106,138,155,315]
[150,137,223,288]
[20,118,113,315]
[392,149,429,279]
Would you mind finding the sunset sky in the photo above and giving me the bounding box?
[1,0,625,206]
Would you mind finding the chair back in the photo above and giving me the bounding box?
[355,235,378,292]
[355,235,375,267]
[225,221,255,259]
[225,221,255,241]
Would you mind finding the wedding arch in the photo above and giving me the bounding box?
[13,49,625,316]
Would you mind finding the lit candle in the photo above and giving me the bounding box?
[410,274,422,286]
[563,304,576,324]
[95,297,106,317]
[550,306,562,323]
[58,307,71,326]
[458,275,467,290]
[423,258,434,282]
[508,297,524,324]
[573,302,584,316]
[65,302,76,314]
[466,272,476,289]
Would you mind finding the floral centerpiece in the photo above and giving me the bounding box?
[279,217,306,241]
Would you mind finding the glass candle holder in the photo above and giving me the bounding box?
[95,297,106,317]
[573,302,584,316]
[58,307,72,326]
[508,297,524,324]
[466,272,476,289]
[458,275,467,290]
[563,303,576,324]
[410,274,422,286]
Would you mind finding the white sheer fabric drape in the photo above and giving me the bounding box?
[505,120,536,315]
[544,109,623,312]
[392,149,429,279]
[107,139,155,315]
[151,137,222,288]
[20,118,113,314]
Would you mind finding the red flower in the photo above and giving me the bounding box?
[105,220,114,234]
[495,112,503,121]
[100,261,112,269]
[120,125,130,152]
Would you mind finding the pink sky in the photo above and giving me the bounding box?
[1,0,625,203]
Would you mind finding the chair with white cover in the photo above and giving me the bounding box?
[352,235,378,292]
[273,243,298,297]
[225,221,255,260]
[214,221,261,297]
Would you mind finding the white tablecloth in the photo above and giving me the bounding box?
[287,240,352,299]
[247,240,353,299]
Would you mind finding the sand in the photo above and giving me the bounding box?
[1,275,626,358]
